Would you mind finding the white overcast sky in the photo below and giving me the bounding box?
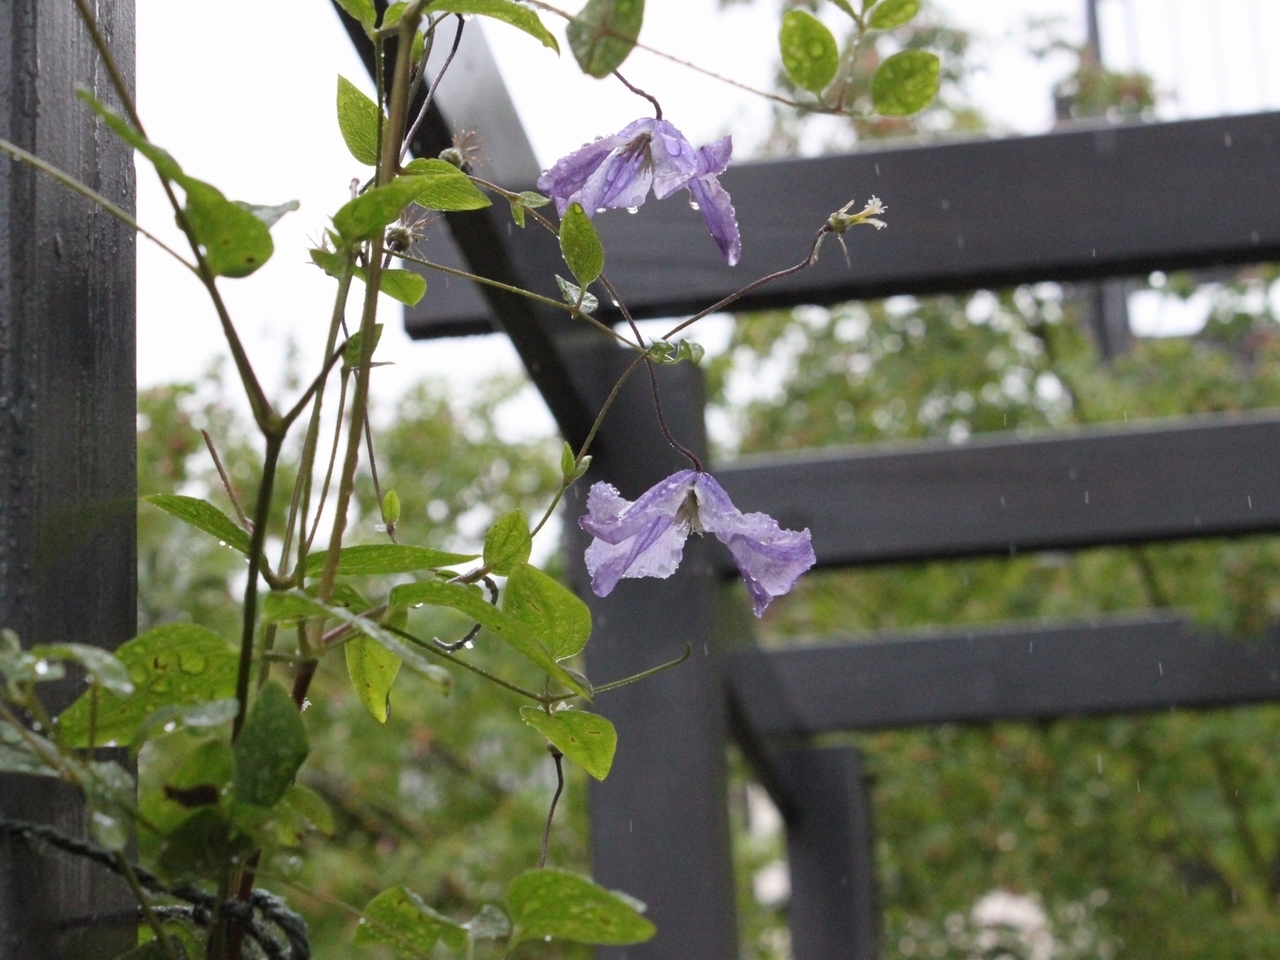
[134,0,1280,427]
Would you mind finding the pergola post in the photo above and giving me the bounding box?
[0,0,137,954]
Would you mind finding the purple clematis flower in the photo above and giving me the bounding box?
[538,119,742,266]
[579,469,816,617]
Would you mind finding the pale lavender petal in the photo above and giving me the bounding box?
[537,134,627,215]
[584,514,689,596]
[576,147,654,214]
[649,120,699,199]
[688,174,741,266]
[692,473,815,616]
[580,471,697,544]
[694,136,733,178]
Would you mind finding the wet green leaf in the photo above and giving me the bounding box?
[346,636,402,723]
[555,275,599,313]
[503,563,591,661]
[55,624,237,748]
[378,269,427,305]
[332,176,427,244]
[233,681,309,808]
[260,591,451,692]
[30,643,133,695]
[155,807,250,882]
[560,202,604,286]
[779,10,839,94]
[304,544,476,577]
[567,0,644,77]
[143,494,251,554]
[430,0,559,52]
[520,708,616,780]
[0,721,58,777]
[389,581,591,698]
[333,0,377,30]
[131,697,239,748]
[355,886,467,956]
[827,0,856,16]
[867,0,918,30]
[464,904,511,941]
[177,176,275,278]
[483,509,532,575]
[76,89,182,180]
[650,338,705,366]
[279,783,335,836]
[402,157,491,211]
[337,75,384,166]
[139,739,233,839]
[508,869,654,945]
[83,759,137,851]
[870,49,940,116]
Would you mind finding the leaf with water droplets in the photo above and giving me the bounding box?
[143,495,251,554]
[567,0,644,77]
[508,869,654,945]
[55,624,237,749]
[559,202,604,286]
[233,681,309,809]
[871,49,940,116]
[779,10,839,94]
[555,275,599,313]
[355,886,467,956]
[520,708,616,780]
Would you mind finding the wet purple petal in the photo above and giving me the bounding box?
[576,145,655,214]
[694,136,733,178]
[579,470,814,615]
[537,133,630,216]
[688,174,741,267]
[648,120,699,198]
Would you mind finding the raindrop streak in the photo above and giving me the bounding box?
[1158,661,1163,677]
[1248,496,1253,509]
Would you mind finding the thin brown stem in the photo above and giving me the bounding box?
[538,747,565,869]
[613,71,663,119]
[401,15,466,161]
[202,430,251,529]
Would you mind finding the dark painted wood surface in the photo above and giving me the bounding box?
[0,0,137,954]
[729,615,1280,738]
[713,410,1280,570]
[407,111,1280,336]
[561,344,739,960]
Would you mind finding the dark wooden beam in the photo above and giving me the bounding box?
[407,110,1280,336]
[729,615,1280,739]
[562,343,739,960]
[712,410,1280,570]
[0,0,137,954]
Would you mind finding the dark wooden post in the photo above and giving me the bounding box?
[0,0,137,955]
[563,343,739,960]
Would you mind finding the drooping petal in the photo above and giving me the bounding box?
[694,136,733,178]
[692,473,815,616]
[584,514,689,597]
[687,174,742,266]
[537,134,629,215]
[575,145,655,214]
[579,472,699,596]
[648,120,700,199]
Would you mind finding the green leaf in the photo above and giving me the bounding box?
[567,0,644,77]
[555,275,598,313]
[343,323,384,368]
[28,643,133,695]
[378,269,427,306]
[650,338,705,365]
[143,494,251,554]
[76,89,183,180]
[430,0,559,52]
[131,698,239,749]
[337,75,383,167]
[304,544,477,577]
[177,176,275,278]
[520,708,616,780]
[381,490,402,527]
[346,636,402,723]
[389,581,591,699]
[310,246,350,278]
[84,759,137,851]
[307,581,372,615]
[0,721,58,777]
[55,624,237,748]
[240,200,299,228]
[380,1,409,28]
[779,10,840,94]
[464,905,511,941]
[483,510,532,575]
[260,591,452,692]
[139,739,233,838]
[403,158,492,211]
[232,681,309,808]
[508,869,655,945]
[503,563,591,661]
[559,203,604,286]
[866,0,918,30]
[827,0,856,16]
[155,807,251,882]
[333,0,377,30]
[356,886,468,956]
[870,49,940,116]
[332,176,428,244]
[276,783,336,838]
